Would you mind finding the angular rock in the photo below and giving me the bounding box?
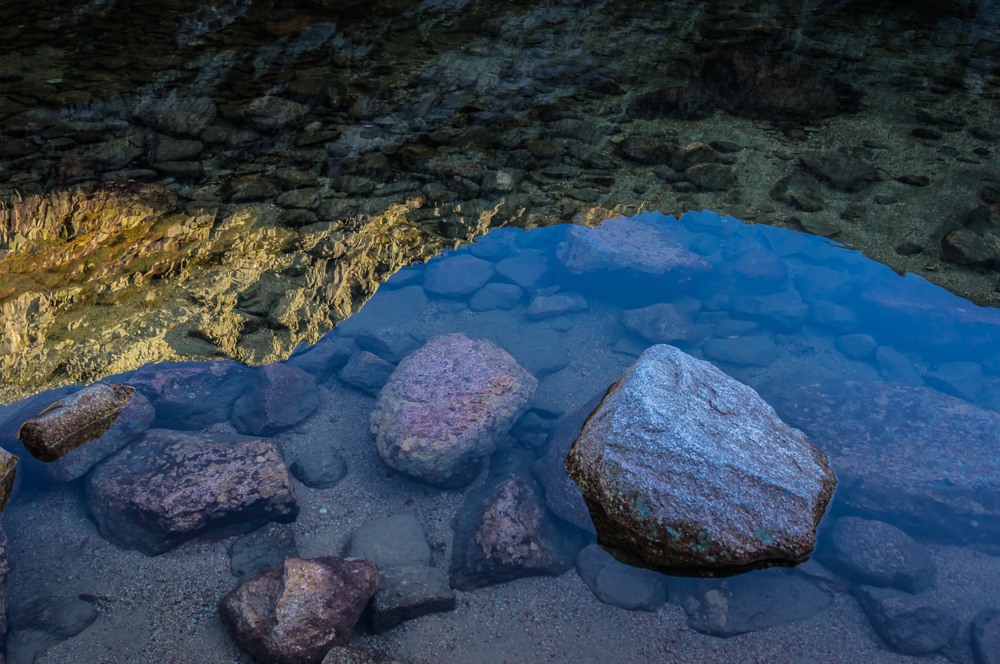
[496,325,570,379]
[422,255,495,297]
[338,352,395,396]
[124,360,252,430]
[495,254,549,289]
[135,96,218,137]
[148,137,203,163]
[686,163,735,190]
[853,585,959,655]
[5,596,98,664]
[470,283,523,311]
[702,336,781,367]
[722,249,789,294]
[450,475,577,590]
[370,334,536,488]
[620,303,700,344]
[227,174,278,202]
[816,517,936,593]
[566,344,836,576]
[232,364,319,437]
[762,378,1000,549]
[680,570,831,637]
[345,515,432,569]
[575,544,667,612]
[808,300,860,333]
[322,648,403,664]
[219,557,378,664]
[228,523,299,582]
[0,449,15,513]
[971,609,1000,664]
[730,292,808,331]
[370,565,456,633]
[86,429,299,556]
[943,229,997,266]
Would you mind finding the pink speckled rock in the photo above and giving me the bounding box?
[85,428,299,555]
[566,344,835,576]
[370,333,537,488]
[219,557,379,664]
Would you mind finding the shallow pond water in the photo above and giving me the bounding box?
[0,211,998,663]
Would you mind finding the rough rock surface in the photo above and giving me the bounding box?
[228,523,300,583]
[218,557,379,664]
[971,609,1000,664]
[370,334,536,488]
[369,565,456,633]
[762,377,1000,551]
[124,360,252,430]
[86,428,299,555]
[816,517,937,593]
[450,474,578,590]
[566,344,836,575]
[4,596,99,664]
[345,515,432,569]
[853,585,960,656]
[620,303,700,344]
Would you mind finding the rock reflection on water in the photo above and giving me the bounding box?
[0,211,996,662]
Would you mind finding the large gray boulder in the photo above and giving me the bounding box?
[566,344,836,576]
[370,334,536,488]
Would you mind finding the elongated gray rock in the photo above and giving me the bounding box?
[566,344,836,576]
[370,334,536,488]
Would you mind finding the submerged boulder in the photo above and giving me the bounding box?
[370,334,536,488]
[565,344,836,576]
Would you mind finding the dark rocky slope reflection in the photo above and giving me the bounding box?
[0,211,997,662]
[1,0,1000,413]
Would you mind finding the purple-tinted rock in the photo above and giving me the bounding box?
[370,565,456,633]
[566,344,836,576]
[557,217,711,282]
[232,364,319,437]
[422,255,495,297]
[86,429,299,555]
[762,378,1000,550]
[123,360,252,430]
[353,327,424,364]
[620,303,701,344]
[450,475,576,590]
[219,557,378,664]
[285,337,356,384]
[370,334,536,488]
[854,585,959,655]
[816,517,936,593]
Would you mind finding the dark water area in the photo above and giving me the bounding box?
[0,211,998,662]
[1,0,1000,661]
[2,0,1000,404]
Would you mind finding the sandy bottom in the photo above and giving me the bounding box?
[3,298,996,664]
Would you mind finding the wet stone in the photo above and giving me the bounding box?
[620,303,700,344]
[943,229,997,266]
[816,517,936,593]
[370,565,456,633]
[345,515,432,569]
[526,292,587,319]
[702,336,781,367]
[971,609,1000,664]
[228,523,299,583]
[227,174,278,202]
[147,137,203,163]
[322,649,403,664]
[925,361,984,401]
[808,300,860,333]
[575,544,668,612]
[353,327,424,365]
[853,586,959,656]
[5,596,98,664]
[730,293,808,331]
[721,249,789,294]
[123,360,252,431]
[496,325,570,380]
[895,241,924,255]
[836,333,878,360]
[232,364,319,437]
[85,429,299,556]
[567,345,835,575]
[284,337,356,384]
[875,346,923,386]
[338,351,396,396]
[423,255,495,297]
[495,254,549,289]
[290,446,347,490]
[219,557,378,664]
[679,570,831,637]
[135,96,217,137]
[685,162,735,191]
[370,334,535,488]
[227,95,310,132]
[799,151,878,192]
[470,283,523,311]
[277,187,319,209]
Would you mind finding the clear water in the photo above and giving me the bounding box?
[0,211,998,662]
[1,0,1000,661]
